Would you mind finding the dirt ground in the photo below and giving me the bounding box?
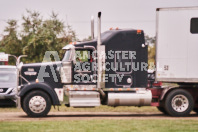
[1,112,198,121]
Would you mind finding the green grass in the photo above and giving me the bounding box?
[0,105,159,113]
[0,119,198,132]
[0,105,197,132]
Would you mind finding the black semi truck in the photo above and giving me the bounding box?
[16,9,198,117]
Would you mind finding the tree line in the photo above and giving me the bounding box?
[0,10,77,63]
[0,10,155,65]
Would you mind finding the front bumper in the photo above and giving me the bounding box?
[0,94,17,100]
[0,87,17,100]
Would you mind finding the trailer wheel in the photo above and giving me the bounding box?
[164,89,194,117]
[22,90,51,117]
[157,107,167,114]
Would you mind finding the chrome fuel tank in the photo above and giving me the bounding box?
[107,89,152,106]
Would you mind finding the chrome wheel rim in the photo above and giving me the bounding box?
[171,94,189,112]
[29,96,46,113]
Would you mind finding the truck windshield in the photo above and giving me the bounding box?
[0,72,17,88]
[62,50,71,62]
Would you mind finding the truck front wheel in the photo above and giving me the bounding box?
[164,89,194,117]
[22,90,51,117]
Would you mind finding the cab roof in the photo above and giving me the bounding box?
[63,29,142,49]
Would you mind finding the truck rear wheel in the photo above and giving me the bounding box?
[157,107,167,114]
[22,90,51,117]
[164,89,194,117]
[157,100,167,114]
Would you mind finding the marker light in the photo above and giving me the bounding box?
[137,30,142,34]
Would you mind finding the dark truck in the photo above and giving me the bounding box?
[17,9,198,117]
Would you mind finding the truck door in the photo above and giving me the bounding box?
[114,51,133,87]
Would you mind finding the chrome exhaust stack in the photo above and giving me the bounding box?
[96,12,105,99]
[97,12,102,45]
[91,16,94,39]
[97,12,102,89]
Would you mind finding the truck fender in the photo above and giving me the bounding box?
[160,86,179,101]
[19,82,60,105]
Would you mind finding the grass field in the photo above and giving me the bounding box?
[0,119,198,132]
[0,106,198,132]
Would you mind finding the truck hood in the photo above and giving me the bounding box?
[20,61,63,88]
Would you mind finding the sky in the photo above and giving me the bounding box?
[0,0,198,40]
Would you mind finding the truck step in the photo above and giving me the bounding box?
[68,91,100,107]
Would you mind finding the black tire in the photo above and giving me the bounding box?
[193,108,198,114]
[164,89,194,117]
[22,90,51,117]
[157,106,167,114]
[21,104,26,113]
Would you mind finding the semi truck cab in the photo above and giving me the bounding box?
[19,13,153,117]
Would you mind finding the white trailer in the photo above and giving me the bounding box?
[156,7,198,83]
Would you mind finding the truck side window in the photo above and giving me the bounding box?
[62,50,71,62]
[76,50,91,62]
[190,18,198,34]
[75,50,90,62]
[74,50,93,72]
